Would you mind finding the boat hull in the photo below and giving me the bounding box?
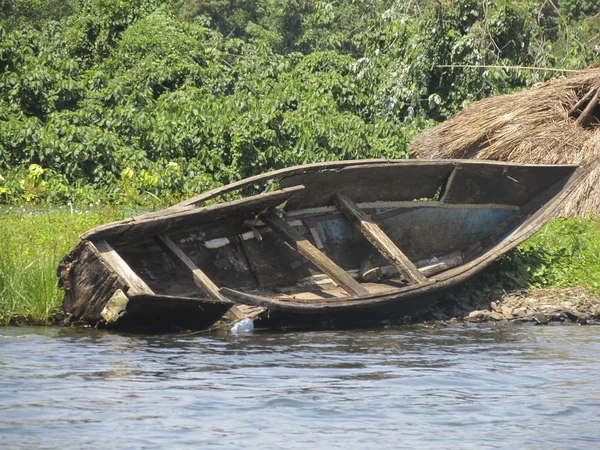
[58,158,594,331]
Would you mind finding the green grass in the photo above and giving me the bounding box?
[0,206,131,325]
[478,216,600,291]
[1,206,599,326]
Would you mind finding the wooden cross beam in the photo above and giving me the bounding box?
[334,193,427,285]
[154,234,244,319]
[95,240,154,295]
[262,211,369,298]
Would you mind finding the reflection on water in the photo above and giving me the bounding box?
[1,324,600,449]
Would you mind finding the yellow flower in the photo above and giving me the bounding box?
[121,168,135,179]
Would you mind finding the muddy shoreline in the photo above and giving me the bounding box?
[6,287,600,328]
[420,286,600,326]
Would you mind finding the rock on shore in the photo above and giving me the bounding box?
[423,287,600,325]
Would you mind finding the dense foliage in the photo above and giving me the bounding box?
[1,0,598,205]
[479,217,600,290]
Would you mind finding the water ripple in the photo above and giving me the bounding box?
[1,325,600,449]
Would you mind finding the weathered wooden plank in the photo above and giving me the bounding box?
[153,234,245,320]
[83,185,306,245]
[59,240,132,322]
[262,211,369,297]
[170,159,404,210]
[94,240,154,295]
[334,193,427,285]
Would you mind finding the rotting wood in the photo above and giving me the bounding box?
[334,193,427,285]
[94,240,154,295]
[286,252,462,291]
[60,240,133,323]
[154,234,245,319]
[262,211,369,297]
[83,185,306,244]
[575,89,600,127]
[569,88,596,115]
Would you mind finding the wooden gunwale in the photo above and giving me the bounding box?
[168,159,578,210]
[80,160,578,243]
[81,185,306,243]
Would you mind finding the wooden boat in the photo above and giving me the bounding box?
[58,159,593,330]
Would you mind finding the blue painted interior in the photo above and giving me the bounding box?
[312,207,513,262]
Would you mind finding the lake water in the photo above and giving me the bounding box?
[1,324,599,449]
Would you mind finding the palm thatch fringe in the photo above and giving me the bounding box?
[410,68,600,217]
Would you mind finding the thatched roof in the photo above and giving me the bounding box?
[410,68,600,217]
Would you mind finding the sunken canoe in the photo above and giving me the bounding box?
[58,158,594,330]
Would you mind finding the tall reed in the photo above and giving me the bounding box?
[0,206,127,325]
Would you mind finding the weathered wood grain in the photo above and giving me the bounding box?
[334,193,427,285]
[83,185,305,245]
[59,241,133,323]
[262,211,369,297]
[95,240,154,295]
[280,163,455,209]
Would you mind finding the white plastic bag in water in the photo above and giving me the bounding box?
[230,318,254,334]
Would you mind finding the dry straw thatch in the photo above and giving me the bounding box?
[410,68,600,217]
